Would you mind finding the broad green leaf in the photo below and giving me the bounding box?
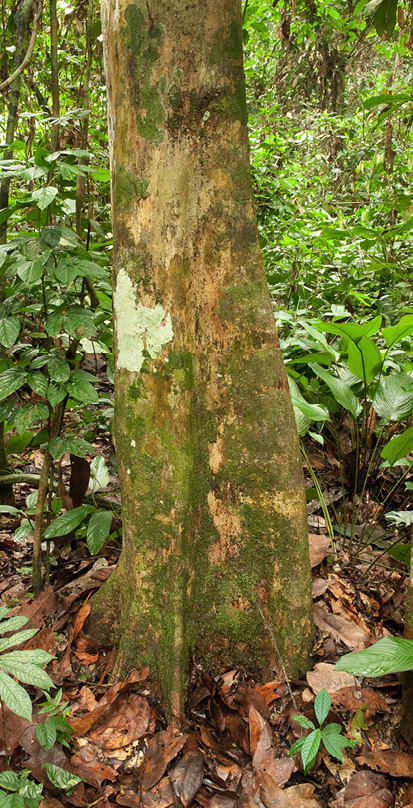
[0,506,19,516]
[43,505,94,539]
[27,372,48,398]
[373,375,413,423]
[300,728,321,773]
[289,736,306,756]
[309,365,361,419]
[321,731,344,762]
[315,319,380,345]
[47,382,67,408]
[87,509,112,554]
[319,722,343,736]
[382,314,413,349]
[16,259,43,284]
[67,437,94,457]
[314,688,331,726]
[381,427,413,465]
[372,0,397,37]
[0,629,39,653]
[0,772,20,791]
[0,368,27,401]
[66,378,99,404]
[0,318,20,349]
[54,261,81,285]
[89,456,110,492]
[48,437,69,460]
[293,715,315,729]
[0,616,27,635]
[0,660,53,690]
[69,259,107,279]
[288,377,310,436]
[0,606,11,621]
[0,792,24,808]
[363,93,411,109]
[386,510,413,526]
[1,650,53,666]
[346,336,382,386]
[31,186,58,210]
[7,431,33,456]
[13,403,49,435]
[45,311,63,337]
[47,357,70,383]
[43,764,81,790]
[291,397,329,423]
[36,721,57,752]
[335,637,413,676]
[64,307,96,338]
[387,541,410,566]
[0,670,32,720]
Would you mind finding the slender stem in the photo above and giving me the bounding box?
[0,0,42,91]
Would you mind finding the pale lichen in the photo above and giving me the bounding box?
[114,268,174,372]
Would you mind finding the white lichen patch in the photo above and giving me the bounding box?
[114,268,174,372]
[131,439,136,447]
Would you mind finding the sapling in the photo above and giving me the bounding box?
[289,688,355,773]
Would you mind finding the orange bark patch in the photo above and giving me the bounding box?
[207,491,242,564]
[208,438,226,474]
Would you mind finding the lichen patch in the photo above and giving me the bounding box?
[114,268,174,371]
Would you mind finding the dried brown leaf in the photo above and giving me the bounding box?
[313,605,368,648]
[259,771,291,808]
[141,728,188,791]
[90,693,151,750]
[357,750,413,778]
[169,752,204,807]
[307,663,356,695]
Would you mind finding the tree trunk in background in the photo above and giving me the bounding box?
[89,0,313,719]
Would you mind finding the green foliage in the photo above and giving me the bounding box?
[0,770,43,808]
[289,689,355,773]
[335,636,413,676]
[0,606,54,721]
[36,689,73,750]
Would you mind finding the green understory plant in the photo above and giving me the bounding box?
[289,688,355,773]
[335,636,413,677]
[0,605,54,722]
[280,311,413,555]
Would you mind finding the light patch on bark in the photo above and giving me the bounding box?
[114,268,174,371]
[208,438,226,474]
[241,489,305,520]
[207,490,242,565]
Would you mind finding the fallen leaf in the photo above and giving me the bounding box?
[169,752,204,807]
[23,627,57,655]
[252,713,296,787]
[331,686,389,716]
[309,534,332,567]
[70,747,117,788]
[286,783,320,808]
[259,771,291,808]
[312,578,331,598]
[70,668,149,735]
[313,605,369,648]
[18,586,58,629]
[357,750,413,778]
[143,777,175,808]
[141,728,188,790]
[208,795,238,808]
[307,663,356,694]
[90,693,151,749]
[73,596,92,639]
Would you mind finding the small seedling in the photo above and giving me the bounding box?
[289,688,355,773]
[36,688,73,751]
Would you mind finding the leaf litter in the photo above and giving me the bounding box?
[1,431,413,807]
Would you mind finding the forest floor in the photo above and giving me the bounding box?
[1,369,413,808]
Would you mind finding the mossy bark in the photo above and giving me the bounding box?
[91,0,313,718]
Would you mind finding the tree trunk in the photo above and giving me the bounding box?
[90,0,313,718]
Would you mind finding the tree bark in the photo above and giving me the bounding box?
[90,0,313,718]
